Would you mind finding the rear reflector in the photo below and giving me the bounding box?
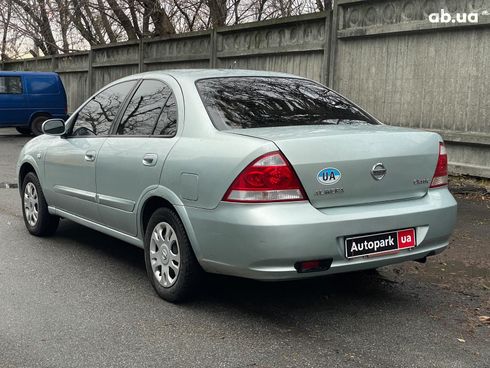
[294,259,333,273]
[430,142,448,188]
[223,151,306,203]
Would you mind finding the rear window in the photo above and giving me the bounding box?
[196,77,378,130]
[28,76,59,94]
[0,76,22,94]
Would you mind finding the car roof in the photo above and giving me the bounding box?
[0,71,59,77]
[124,69,304,83]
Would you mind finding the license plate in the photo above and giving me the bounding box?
[345,228,416,259]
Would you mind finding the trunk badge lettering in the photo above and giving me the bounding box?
[371,163,387,181]
[315,187,344,196]
[317,167,341,185]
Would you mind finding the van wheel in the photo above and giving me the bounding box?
[21,172,59,236]
[144,208,202,303]
[16,127,31,136]
[31,116,49,136]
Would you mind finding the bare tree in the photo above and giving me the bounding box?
[9,0,59,55]
[0,0,331,59]
[0,0,12,60]
[316,0,333,12]
[208,0,227,27]
[172,0,206,32]
[53,0,70,52]
[141,0,176,36]
[97,0,118,43]
[106,0,138,40]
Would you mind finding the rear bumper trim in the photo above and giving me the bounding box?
[186,188,457,280]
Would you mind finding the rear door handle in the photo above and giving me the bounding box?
[142,153,158,167]
[85,151,96,162]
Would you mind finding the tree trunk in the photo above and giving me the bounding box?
[1,1,12,61]
[142,0,176,36]
[36,0,59,54]
[11,0,59,55]
[54,0,70,52]
[142,4,150,36]
[96,0,117,43]
[128,0,142,38]
[70,4,99,45]
[106,0,139,40]
[80,0,105,44]
[208,0,227,27]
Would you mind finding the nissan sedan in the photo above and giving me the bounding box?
[17,70,457,302]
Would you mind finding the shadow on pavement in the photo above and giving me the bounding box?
[54,218,405,307]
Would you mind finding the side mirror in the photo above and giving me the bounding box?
[42,119,66,136]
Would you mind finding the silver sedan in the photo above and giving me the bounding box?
[17,70,457,302]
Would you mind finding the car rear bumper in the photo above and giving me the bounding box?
[186,188,457,280]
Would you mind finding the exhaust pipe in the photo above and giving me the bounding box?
[415,251,437,264]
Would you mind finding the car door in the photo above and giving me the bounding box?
[96,78,180,236]
[0,74,27,125]
[44,80,137,221]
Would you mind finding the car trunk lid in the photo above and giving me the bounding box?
[226,125,441,209]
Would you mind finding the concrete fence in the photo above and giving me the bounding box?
[1,0,489,178]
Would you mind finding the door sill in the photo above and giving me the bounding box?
[48,206,144,248]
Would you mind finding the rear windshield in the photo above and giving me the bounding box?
[196,77,379,130]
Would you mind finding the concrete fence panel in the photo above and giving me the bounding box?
[55,53,90,109]
[91,41,140,92]
[332,0,490,177]
[0,3,488,177]
[215,13,329,83]
[143,31,212,71]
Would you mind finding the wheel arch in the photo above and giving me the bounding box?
[29,112,52,125]
[141,196,175,235]
[18,159,40,191]
[138,187,203,260]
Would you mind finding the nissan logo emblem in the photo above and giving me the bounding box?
[371,163,387,181]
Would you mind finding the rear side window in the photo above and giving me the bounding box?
[28,76,59,94]
[196,77,378,130]
[117,80,172,136]
[0,76,22,94]
[71,80,136,137]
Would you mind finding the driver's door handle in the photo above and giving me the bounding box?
[85,151,96,162]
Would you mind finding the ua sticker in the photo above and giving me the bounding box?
[317,167,341,185]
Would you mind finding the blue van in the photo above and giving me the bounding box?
[0,71,68,135]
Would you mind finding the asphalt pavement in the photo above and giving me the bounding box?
[0,128,488,368]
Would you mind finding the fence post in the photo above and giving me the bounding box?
[87,48,94,96]
[328,3,339,88]
[322,10,333,85]
[209,29,217,68]
[138,39,145,72]
[51,56,58,72]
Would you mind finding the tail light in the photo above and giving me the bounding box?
[223,151,307,203]
[430,142,448,188]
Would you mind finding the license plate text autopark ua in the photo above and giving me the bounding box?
[345,228,416,259]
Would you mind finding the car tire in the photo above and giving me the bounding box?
[21,172,59,236]
[16,127,31,136]
[30,116,49,136]
[144,207,202,303]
